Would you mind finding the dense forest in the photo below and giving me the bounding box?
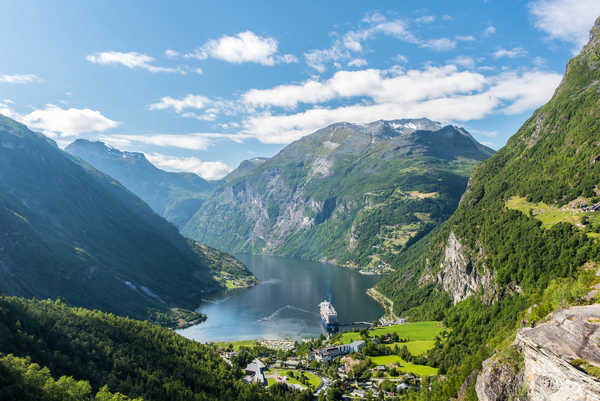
[0,296,311,401]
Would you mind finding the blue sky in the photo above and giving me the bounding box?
[1,0,599,179]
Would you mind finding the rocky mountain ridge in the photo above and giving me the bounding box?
[66,139,213,227]
[183,118,494,270]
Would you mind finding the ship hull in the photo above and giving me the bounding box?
[320,316,338,331]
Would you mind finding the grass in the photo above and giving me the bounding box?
[369,355,438,377]
[338,321,444,344]
[267,369,321,389]
[212,339,257,350]
[506,196,600,238]
[386,340,436,355]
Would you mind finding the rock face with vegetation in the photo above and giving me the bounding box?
[477,304,600,401]
[375,16,600,400]
[66,139,214,228]
[183,119,494,270]
[0,115,254,323]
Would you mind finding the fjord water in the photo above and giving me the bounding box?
[177,255,383,342]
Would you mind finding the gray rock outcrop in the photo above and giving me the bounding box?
[476,304,600,401]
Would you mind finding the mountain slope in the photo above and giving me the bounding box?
[183,119,494,270]
[0,296,310,401]
[0,115,254,323]
[66,139,213,228]
[376,17,600,400]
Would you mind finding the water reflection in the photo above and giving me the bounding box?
[177,254,383,342]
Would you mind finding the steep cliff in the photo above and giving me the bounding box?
[375,16,600,400]
[477,304,600,401]
[183,119,494,270]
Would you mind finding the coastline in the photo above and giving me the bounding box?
[366,287,400,322]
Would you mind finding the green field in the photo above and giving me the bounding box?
[386,340,436,355]
[339,321,444,344]
[212,339,257,350]
[506,196,600,237]
[369,355,438,376]
[266,369,321,389]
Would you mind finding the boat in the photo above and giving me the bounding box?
[319,300,338,330]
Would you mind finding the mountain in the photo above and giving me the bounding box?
[183,118,494,271]
[375,17,600,400]
[0,115,254,325]
[0,295,309,401]
[66,139,213,228]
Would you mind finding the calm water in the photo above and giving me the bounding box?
[177,254,384,342]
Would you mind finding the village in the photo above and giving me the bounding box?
[214,321,445,399]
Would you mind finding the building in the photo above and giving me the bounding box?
[311,340,366,362]
[338,340,366,354]
[243,358,267,386]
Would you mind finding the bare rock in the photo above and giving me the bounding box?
[477,304,600,401]
[435,231,496,304]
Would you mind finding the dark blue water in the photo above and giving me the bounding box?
[177,254,383,342]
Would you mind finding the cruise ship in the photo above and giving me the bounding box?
[319,300,338,330]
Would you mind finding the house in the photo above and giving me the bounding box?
[338,340,366,354]
[311,346,342,362]
[243,358,267,386]
[374,365,386,371]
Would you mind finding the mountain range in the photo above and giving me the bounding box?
[182,119,494,271]
[0,115,254,325]
[66,139,214,228]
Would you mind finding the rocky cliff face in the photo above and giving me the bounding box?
[476,304,600,401]
[427,231,496,304]
[183,119,494,268]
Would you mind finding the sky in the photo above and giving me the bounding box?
[1,0,599,180]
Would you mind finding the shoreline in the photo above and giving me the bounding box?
[366,287,400,322]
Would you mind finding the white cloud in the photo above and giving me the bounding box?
[239,67,561,144]
[242,65,486,109]
[185,31,295,66]
[149,94,240,121]
[393,54,408,64]
[11,104,119,138]
[348,58,368,67]
[422,38,456,51]
[194,67,204,75]
[3,98,14,104]
[533,56,546,66]
[416,15,436,23]
[149,94,211,113]
[145,153,232,180]
[493,47,528,58]
[101,132,251,151]
[484,25,496,36]
[304,46,349,73]
[529,0,600,50]
[86,51,182,73]
[165,49,180,58]
[277,54,299,64]
[456,35,476,42]
[441,15,453,21]
[450,56,476,68]
[489,70,562,114]
[0,74,41,84]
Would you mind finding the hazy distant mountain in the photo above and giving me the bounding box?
[66,139,213,227]
[0,115,254,323]
[183,118,494,269]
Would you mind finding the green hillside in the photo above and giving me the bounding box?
[183,120,494,271]
[0,115,254,324]
[376,17,600,400]
[66,140,214,228]
[0,296,310,401]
